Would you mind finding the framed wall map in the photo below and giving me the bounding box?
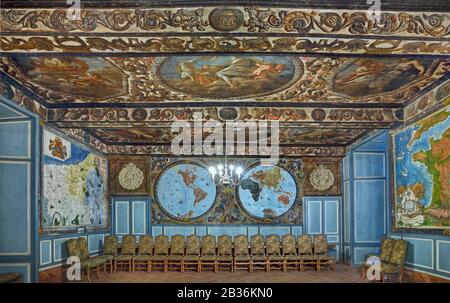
[40,128,109,233]
[392,105,450,234]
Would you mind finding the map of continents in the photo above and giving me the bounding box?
[156,163,216,219]
[238,165,297,219]
[394,106,449,229]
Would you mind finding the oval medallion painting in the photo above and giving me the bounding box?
[155,162,217,220]
[237,165,298,220]
[155,55,302,99]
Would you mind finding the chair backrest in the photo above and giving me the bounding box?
[282,234,297,255]
[138,235,153,255]
[266,234,281,255]
[250,234,265,255]
[78,237,89,260]
[67,239,81,259]
[201,235,216,256]
[154,235,169,255]
[389,239,408,268]
[217,235,232,256]
[234,235,249,256]
[379,237,395,263]
[121,235,136,255]
[186,235,201,255]
[103,235,118,256]
[170,235,185,255]
[297,235,313,255]
[313,234,328,255]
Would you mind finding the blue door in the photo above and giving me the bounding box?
[112,197,149,242]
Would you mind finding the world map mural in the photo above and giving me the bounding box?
[41,129,108,233]
[393,106,450,232]
[155,162,217,220]
[237,165,298,219]
[150,158,303,224]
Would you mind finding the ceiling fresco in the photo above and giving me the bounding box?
[0,2,449,156]
[0,55,448,104]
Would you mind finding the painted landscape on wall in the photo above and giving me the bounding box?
[41,129,108,233]
[393,106,450,233]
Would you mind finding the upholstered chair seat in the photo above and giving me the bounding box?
[184,235,201,272]
[216,235,233,272]
[298,235,318,272]
[168,235,185,272]
[152,235,169,272]
[66,238,103,281]
[133,235,153,272]
[233,235,251,272]
[200,235,217,272]
[100,235,118,273]
[266,235,283,272]
[282,235,300,271]
[313,234,336,272]
[250,235,267,271]
[114,235,136,272]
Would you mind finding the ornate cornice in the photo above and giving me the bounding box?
[1,7,449,38]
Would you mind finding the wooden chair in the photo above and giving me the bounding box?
[200,235,217,272]
[233,235,251,272]
[282,234,301,271]
[313,234,336,272]
[133,235,153,272]
[168,234,185,272]
[298,235,318,272]
[114,235,136,272]
[184,235,201,272]
[217,235,233,272]
[250,234,267,271]
[67,238,102,281]
[100,235,117,273]
[266,234,284,272]
[152,235,169,272]
[361,236,395,280]
[380,239,408,283]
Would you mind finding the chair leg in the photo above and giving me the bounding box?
[317,261,320,272]
[164,260,168,272]
[86,269,91,282]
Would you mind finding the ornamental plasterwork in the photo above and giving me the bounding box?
[309,164,335,191]
[118,163,144,190]
[1,7,449,38]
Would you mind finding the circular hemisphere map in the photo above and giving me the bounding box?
[155,163,217,220]
[237,165,298,220]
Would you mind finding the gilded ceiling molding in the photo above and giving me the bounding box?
[1,7,449,38]
[47,107,402,124]
[1,35,449,55]
[102,144,346,157]
[404,86,450,123]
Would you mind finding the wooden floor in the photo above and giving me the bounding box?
[90,265,363,283]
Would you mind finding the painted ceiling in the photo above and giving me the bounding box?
[0,1,449,156]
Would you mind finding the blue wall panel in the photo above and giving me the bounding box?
[324,200,338,234]
[132,201,146,235]
[0,162,30,254]
[0,102,25,119]
[164,226,195,237]
[305,199,322,234]
[354,247,379,264]
[53,237,77,262]
[0,121,30,158]
[39,240,52,266]
[403,237,434,270]
[88,234,104,254]
[343,181,350,243]
[437,240,450,274]
[0,264,30,283]
[259,226,290,236]
[354,180,385,243]
[115,201,129,235]
[353,153,385,178]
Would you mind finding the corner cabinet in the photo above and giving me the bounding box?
[303,197,341,261]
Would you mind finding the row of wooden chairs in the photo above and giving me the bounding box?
[103,234,336,273]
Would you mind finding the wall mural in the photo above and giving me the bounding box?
[150,157,303,224]
[392,105,450,234]
[40,128,108,233]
